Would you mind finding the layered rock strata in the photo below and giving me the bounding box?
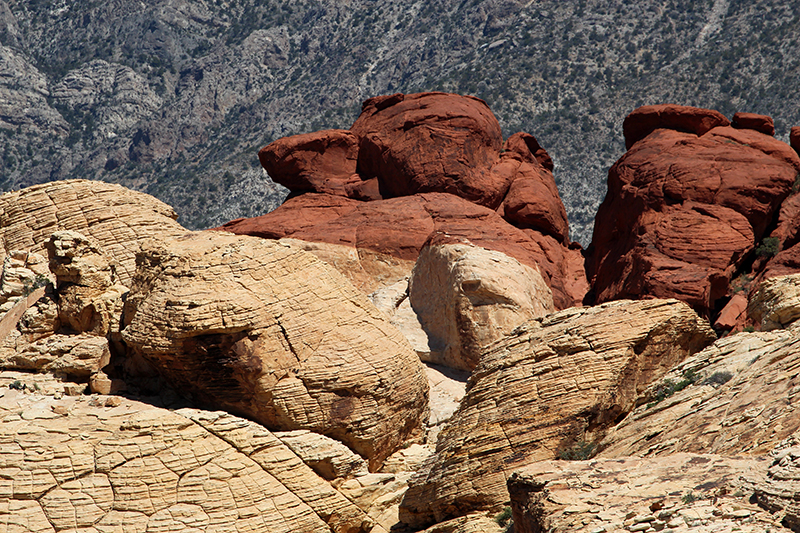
[399,299,715,528]
[588,104,800,317]
[508,454,777,533]
[222,92,587,309]
[0,180,187,286]
[597,326,800,459]
[121,231,429,469]
[753,436,800,532]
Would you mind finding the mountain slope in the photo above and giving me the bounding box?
[1,0,798,244]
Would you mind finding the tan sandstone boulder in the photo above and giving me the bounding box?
[597,327,800,459]
[121,231,429,469]
[399,299,715,528]
[45,231,128,336]
[753,435,800,532]
[0,375,374,533]
[0,179,187,286]
[408,238,554,371]
[508,454,778,533]
[748,274,800,331]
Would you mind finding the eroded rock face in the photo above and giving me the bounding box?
[0,179,188,285]
[351,92,505,207]
[45,231,127,336]
[0,379,374,533]
[399,299,715,528]
[408,239,554,371]
[753,436,800,532]
[732,111,775,136]
[508,454,776,533]
[748,274,800,330]
[220,192,587,309]
[121,231,429,469]
[258,129,360,196]
[598,328,800,458]
[588,106,800,316]
[222,92,585,309]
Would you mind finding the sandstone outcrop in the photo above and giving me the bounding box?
[399,299,715,528]
[753,436,800,532]
[508,454,777,533]
[45,231,127,336]
[588,105,800,317]
[408,238,554,371]
[0,180,188,286]
[351,92,505,206]
[732,111,775,136]
[220,192,586,309]
[0,374,374,533]
[221,92,587,309]
[121,231,429,469]
[598,327,800,458]
[258,129,360,197]
[748,274,800,330]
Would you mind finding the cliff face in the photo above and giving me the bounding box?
[1,0,799,242]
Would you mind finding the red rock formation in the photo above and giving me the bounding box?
[622,104,730,149]
[791,126,800,155]
[589,105,800,317]
[258,129,361,196]
[732,112,775,136]
[221,92,585,309]
[220,192,587,310]
[351,92,508,207]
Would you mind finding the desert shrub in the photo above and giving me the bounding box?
[647,369,699,408]
[558,440,596,460]
[495,506,512,528]
[756,236,780,257]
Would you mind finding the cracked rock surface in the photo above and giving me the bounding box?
[121,231,429,470]
[399,299,715,529]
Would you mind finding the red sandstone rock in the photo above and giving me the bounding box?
[622,104,730,150]
[351,92,508,207]
[791,126,800,155]
[258,129,360,195]
[589,114,800,317]
[714,293,748,331]
[220,192,587,310]
[732,112,775,136]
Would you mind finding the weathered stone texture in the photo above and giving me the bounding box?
[598,328,800,458]
[399,299,715,528]
[121,231,429,469]
[509,454,777,533]
[409,240,554,371]
[0,179,187,286]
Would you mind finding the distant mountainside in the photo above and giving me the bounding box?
[1,0,798,244]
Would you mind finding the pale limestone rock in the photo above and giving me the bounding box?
[508,454,779,533]
[122,231,429,470]
[280,238,415,295]
[0,180,187,286]
[598,329,800,458]
[749,274,800,330]
[399,299,715,528]
[409,241,554,371]
[753,435,800,531]
[0,377,375,533]
[274,429,369,480]
[46,231,128,336]
[418,514,505,533]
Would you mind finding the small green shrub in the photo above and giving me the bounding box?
[730,274,752,294]
[756,237,780,257]
[647,369,699,408]
[558,440,596,461]
[8,380,25,390]
[682,491,698,504]
[494,506,512,527]
[22,273,49,296]
[743,326,755,333]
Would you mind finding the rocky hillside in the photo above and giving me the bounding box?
[1,0,799,242]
